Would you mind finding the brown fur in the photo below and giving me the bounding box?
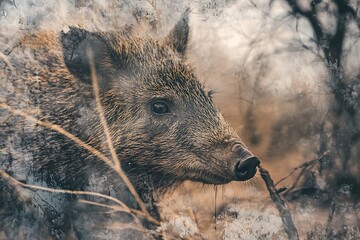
[0,14,257,239]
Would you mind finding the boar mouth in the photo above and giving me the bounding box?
[190,174,233,185]
[186,171,234,185]
[185,156,260,185]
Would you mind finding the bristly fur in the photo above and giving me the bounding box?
[0,11,257,239]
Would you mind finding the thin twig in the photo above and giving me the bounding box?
[275,150,331,187]
[259,165,299,240]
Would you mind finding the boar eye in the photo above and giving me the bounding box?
[151,101,171,115]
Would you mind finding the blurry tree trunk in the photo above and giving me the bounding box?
[284,0,360,192]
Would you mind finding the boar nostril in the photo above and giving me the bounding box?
[231,144,241,152]
[234,156,260,181]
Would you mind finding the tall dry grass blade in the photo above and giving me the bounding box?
[78,199,142,224]
[0,169,30,203]
[0,51,15,72]
[0,169,127,208]
[86,47,154,220]
[0,103,113,167]
[78,199,160,227]
[78,199,159,225]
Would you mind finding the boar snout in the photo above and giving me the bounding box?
[230,140,260,181]
[234,156,260,181]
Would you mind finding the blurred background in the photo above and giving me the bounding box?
[1,0,360,239]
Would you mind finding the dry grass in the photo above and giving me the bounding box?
[2,2,357,238]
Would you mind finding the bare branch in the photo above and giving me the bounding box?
[275,150,331,187]
[285,0,325,45]
[259,165,299,240]
[337,0,360,30]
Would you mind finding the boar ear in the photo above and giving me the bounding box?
[61,27,119,86]
[165,9,190,56]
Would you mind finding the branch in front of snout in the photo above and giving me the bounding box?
[259,165,299,240]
